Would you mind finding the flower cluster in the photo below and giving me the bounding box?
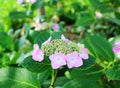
[112,40,120,54]
[17,0,36,4]
[32,35,89,69]
[33,22,60,31]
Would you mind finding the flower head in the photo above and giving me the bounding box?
[32,44,44,62]
[66,52,83,68]
[53,23,59,31]
[113,40,120,54]
[49,52,66,69]
[95,11,102,18]
[30,0,36,3]
[79,48,88,59]
[17,0,23,4]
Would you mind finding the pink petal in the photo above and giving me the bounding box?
[66,52,82,68]
[53,23,59,31]
[61,34,70,43]
[33,44,39,49]
[51,62,61,69]
[32,44,44,62]
[79,48,89,59]
[74,57,83,67]
[42,36,52,45]
[49,52,66,69]
[113,46,120,53]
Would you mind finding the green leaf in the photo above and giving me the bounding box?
[0,32,13,49]
[89,0,116,13]
[76,14,95,26]
[31,0,45,10]
[107,17,120,26]
[71,66,103,81]
[84,35,114,62]
[9,11,27,19]
[105,62,120,80]
[63,79,102,88]
[34,32,50,47]
[0,67,40,88]
[21,56,51,73]
[51,32,62,39]
[79,55,96,70]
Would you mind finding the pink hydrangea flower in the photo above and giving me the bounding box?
[53,23,59,31]
[49,52,66,69]
[113,40,120,54]
[17,0,23,4]
[66,52,83,69]
[79,48,88,59]
[30,0,36,3]
[42,36,52,45]
[95,11,102,18]
[32,44,44,62]
[61,34,70,43]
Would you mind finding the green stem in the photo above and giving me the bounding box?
[49,69,58,88]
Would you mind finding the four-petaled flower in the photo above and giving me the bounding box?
[49,52,66,69]
[32,44,44,62]
[113,40,120,54]
[66,52,83,68]
[79,48,88,59]
[53,23,59,31]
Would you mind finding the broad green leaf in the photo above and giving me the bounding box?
[31,0,45,10]
[105,62,120,80]
[107,17,120,26]
[0,67,40,88]
[71,66,103,81]
[79,55,96,70]
[21,56,51,73]
[84,35,114,61]
[51,32,62,39]
[0,32,13,49]
[9,11,27,19]
[89,0,116,13]
[43,77,70,88]
[63,79,102,88]
[76,14,95,26]
[34,32,50,47]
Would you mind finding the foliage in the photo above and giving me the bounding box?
[0,0,120,88]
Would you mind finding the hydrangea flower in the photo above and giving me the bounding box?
[32,44,44,62]
[79,48,88,59]
[66,52,83,68]
[113,40,120,54]
[17,0,23,4]
[26,0,36,3]
[49,52,66,69]
[42,36,52,45]
[30,0,36,3]
[53,23,59,31]
[95,11,102,18]
[61,35,70,43]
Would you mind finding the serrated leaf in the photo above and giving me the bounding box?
[79,55,96,70]
[105,62,120,80]
[51,32,62,39]
[84,35,114,62]
[0,67,40,88]
[21,56,51,73]
[34,32,50,47]
[63,79,102,88]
